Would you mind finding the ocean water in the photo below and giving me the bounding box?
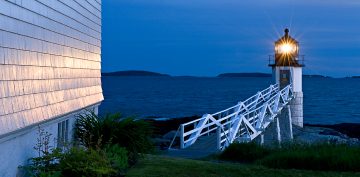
[99,76,360,125]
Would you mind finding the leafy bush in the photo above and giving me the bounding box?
[219,141,271,163]
[21,146,118,177]
[106,144,129,174]
[219,140,360,172]
[74,110,156,157]
[19,127,129,177]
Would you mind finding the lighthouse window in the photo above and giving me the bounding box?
[57,120,69,147]
[283,73,286,78]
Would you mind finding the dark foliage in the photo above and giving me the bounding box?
[19,127,128,177]
[219,140,360,172]
[74,110,156,157]
[256,142,360,172]
[219,141,271,163]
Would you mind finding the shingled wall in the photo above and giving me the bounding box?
[0,0,103,136]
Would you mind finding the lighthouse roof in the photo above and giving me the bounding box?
[274,28,299,44]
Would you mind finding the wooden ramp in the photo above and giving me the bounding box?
[185,133,218,150]
[164,134,219,159]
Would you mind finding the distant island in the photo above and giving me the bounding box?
[303,75,332,78]
[102,70,334,78]
[174,76,197,77]
[102,70,171,77]
[218,73,332,78]
[218,73,271,77]
[345,76,360,78]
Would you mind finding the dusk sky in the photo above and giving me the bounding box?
[101,0,360,78]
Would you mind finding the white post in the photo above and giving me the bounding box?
[207,119,210,136]
[180,125,184,149]
[217,126,221,150]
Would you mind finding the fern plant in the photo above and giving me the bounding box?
[74,110,156,158]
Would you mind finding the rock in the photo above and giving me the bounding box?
[319,130,349,139]
[154,138,170,145]
[153,138,171,150]
[296,133,345,145]
[172,137,181,146]
[347,138,359,147]
[295,132,327,143]
[146,115,201,136]
[304,123,360,139]
[328,136,347,144]
[160,142,169,150]
[292,124,360,147]
[162,131,181,139]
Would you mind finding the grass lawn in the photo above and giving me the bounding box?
[126,155,360,177]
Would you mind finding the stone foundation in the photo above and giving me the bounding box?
[262,117,281,145]
[254,105,293,146]
[278,105,293,141]
[290,92,303,127]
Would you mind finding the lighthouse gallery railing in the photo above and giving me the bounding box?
[168,83,294,150]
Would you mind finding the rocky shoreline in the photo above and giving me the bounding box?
[293,125,359,147]
[304,123,360,140]
[146,116,201,150]
[147,116,360,149]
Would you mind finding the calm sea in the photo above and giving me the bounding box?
[99,77,360,125]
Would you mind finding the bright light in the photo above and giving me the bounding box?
[282,44,291,53]
[277,44,296,53]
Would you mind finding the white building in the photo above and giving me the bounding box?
[0,0,103,176]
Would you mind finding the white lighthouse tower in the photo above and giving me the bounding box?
[269,28,304,127]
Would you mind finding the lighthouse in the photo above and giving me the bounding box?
[269,28,305,127]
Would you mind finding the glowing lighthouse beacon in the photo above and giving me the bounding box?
[269,28,305,127]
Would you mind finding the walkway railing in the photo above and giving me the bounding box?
[168,83,294,150]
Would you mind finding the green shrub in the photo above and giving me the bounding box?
[106,144,129,174]
[21,146,118,177]
[74,110,156,157]
[74,111,124,149]
[19,127,129,177]
[219,141,271,163]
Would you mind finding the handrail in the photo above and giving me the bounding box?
[211,84,278,117]
[168,83,294,150]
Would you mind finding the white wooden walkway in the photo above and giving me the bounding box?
[169,83,295,151]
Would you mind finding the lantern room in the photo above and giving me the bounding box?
[269,28,304,67]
